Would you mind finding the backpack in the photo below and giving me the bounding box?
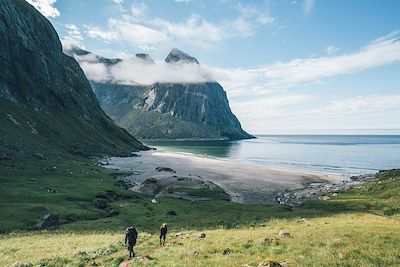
[126,227,138,244]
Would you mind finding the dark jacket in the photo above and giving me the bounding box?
[125,226,138,245]
[160,225,168,236]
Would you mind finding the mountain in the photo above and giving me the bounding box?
[135,53,154,64]
[165,48,200,64]
[0,0,147,159]
[66,46,253,140]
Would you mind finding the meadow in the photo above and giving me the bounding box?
[1,213,399,266]
[1,159,399,266]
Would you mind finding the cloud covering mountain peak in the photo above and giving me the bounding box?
[64,45,214,85]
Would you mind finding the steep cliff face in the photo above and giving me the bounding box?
[0,0,147,158]
[93,82,253,140]
[66,46,253,140]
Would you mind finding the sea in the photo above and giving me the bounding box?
[144,135,400,178]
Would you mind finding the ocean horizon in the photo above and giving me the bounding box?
[144,134,400,177]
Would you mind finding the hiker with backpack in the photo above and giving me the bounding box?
[160,223,168,246]
[125,225,138,259]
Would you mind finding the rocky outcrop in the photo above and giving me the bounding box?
[36,213,59,229]
[276,173,376,206]
[0,0,147,158]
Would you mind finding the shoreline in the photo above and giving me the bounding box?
[103,150,346,204]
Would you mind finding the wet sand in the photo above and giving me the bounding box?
[105,151,342,204]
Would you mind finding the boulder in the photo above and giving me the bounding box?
[257,261,282,267]
[174,232,184,238]
[192,232,206,239]
[37,213,59,229]
[222,248,231,255]
[279,231,291,238]
[46,187,57,193]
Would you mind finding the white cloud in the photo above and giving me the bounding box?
[75,55,214,85]
[230,94,316,132]
[318,94,400,115]
[112,0,124,4]
[61,24,84,51]
[72,50,265,98]
[235,2,274,23]
[83,2,273,49]
[138,45,156,51]
[65,24,83,41]
[72,31,400,98]
[130,2,148,19]
[152,14,226,47]
[263,32,400,88]
[258,15,275,25]
[85,26,118,42]
[324,45,340,55]
[80,62,113,83]
[70,31,400,100]
[303,0,315,15]
[26,0,60,18]
[232,95,315,115]
[108,18,170,45]
[231,94,400,133]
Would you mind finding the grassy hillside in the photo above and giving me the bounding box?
[0,158,330,233]
[0,162,399,266]
[1,158,399,234]
[1,213,399,267]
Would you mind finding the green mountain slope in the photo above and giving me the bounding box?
[0,0,147,160]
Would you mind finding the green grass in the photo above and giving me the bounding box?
[168,187,230,201]
[1,158,400,234]
[0,158,328,233]
[1,213,399,266]
[1,158,400,266]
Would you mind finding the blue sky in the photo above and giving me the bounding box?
[27,0,400,134]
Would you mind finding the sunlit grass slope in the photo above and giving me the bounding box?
[1,213,399,267]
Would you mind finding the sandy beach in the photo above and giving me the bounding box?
[104,150,342,204]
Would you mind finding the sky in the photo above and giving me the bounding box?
[26,0,400,134]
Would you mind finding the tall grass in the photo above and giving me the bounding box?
[1,213,399,266]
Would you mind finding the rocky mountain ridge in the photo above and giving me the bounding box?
[66,46,253,140]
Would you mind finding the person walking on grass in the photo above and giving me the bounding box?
[160,223,168,246]
[125,225,138,259]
